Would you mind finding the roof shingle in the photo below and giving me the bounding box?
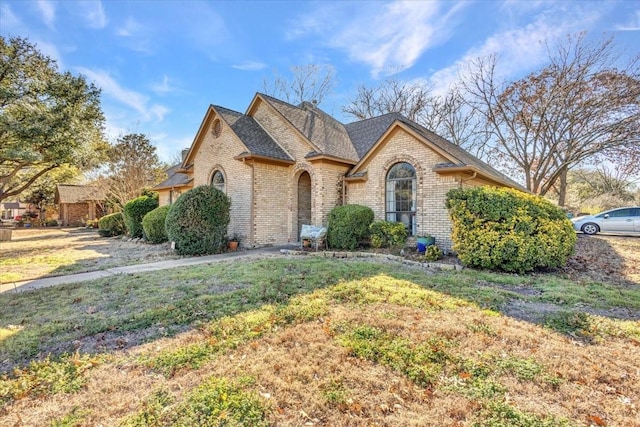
[55,185,106,204]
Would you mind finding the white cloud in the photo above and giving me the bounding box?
[76,67,168,122]
[288,1,466,78]
[615,9,640,31]
[116,16,141,37]
[427,4,603,96]
[232,61,267,71]
[151,75,174,95]
[114,17,154,53]
[36,0,55,28]
[73,1,107,29]
[0,4,22,32]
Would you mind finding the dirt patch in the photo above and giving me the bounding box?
[560,234,640,286]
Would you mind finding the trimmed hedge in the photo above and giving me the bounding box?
[165,185,231,256]
[445,186,577,273]
[123,196,159,238]
[327,204,374,250]
[142,205,170,244]
[369,220,408,248]
[98,212,126,237]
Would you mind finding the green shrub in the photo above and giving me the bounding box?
[327,204,374,250]
[369,221,408,248]
[45,219,58,227]
[424,245,443,261]
[446,186,576,273]
[98,212,126,237]
[123,196,159,238]
[142,206,170,244]
[165,185,231,256]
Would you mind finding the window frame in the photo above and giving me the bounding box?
[385,162,417,236]
[211,170,226,193]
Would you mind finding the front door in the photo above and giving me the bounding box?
[297,172,311,240]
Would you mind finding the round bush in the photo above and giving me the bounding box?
[165,185,231,256]
[98,212,126,237]
[446,186,577,273]
[142,205,170,244]
[123,195,159,238]
[327,204,374,250]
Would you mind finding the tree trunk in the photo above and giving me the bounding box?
[557,167,568,207]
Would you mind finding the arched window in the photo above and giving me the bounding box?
[211,170,225,193]
[386,162,416,235]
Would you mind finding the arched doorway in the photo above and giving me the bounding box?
[297,171,311,239]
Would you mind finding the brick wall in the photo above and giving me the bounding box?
[345,127,460,251]
[191,115,255,247]
[60,203,90,226]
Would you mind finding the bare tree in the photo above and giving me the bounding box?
[343,79,432,121]
[262,64,335,105]
[343,78,488,156]
[462,33,640,205]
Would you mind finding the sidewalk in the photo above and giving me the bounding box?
[0,245,298,294]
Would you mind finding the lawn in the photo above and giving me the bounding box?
[0,228,178,283]
[1,233,639,426]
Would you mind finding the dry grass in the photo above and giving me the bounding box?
[2,260,639,426]
[0,233,638,426]
[562,235,640,286]
[0,228,178,282]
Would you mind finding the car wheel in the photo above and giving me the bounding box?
[582,223,599,235]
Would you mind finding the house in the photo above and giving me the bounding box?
[1,201,27,220]
[155,93,523,251]
[54,184,107,226]
[154,157,193,206]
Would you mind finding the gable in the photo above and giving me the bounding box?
[182,104,294,169]
[248,94,359,163]
[347,119,525,190]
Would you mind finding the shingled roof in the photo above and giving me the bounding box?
[344,112,404,158]
[154,165,193,190]
[54,185,106,204]
[259,94,359,162]
[215,105,292,162]
[398,118,524,190]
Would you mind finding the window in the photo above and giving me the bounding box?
[211,170,225,193]
[212,119,222,138]
[600,208,632,218]
[386,162,416,235]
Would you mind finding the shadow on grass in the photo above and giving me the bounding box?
[1,236,638,373]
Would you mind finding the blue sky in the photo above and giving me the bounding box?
[1,0,638,163]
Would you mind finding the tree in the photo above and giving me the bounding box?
[0,36,107,203]
[262,64,335,105]
[343,78,488,156]
[462,33,640,205]
[102,133,165,209]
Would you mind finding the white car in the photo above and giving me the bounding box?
[571,207,640,236]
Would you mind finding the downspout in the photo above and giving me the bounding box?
[459,171,478,187]
[342,175,346,206]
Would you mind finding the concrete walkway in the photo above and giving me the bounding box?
[0,245,298,294]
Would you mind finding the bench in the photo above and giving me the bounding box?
[300,224,328,251]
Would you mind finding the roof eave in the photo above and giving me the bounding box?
[153,179,194,191]
[344,174,368,182]
[434,165,527,191]
[305,153,357,166]
[234,153,295,166]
